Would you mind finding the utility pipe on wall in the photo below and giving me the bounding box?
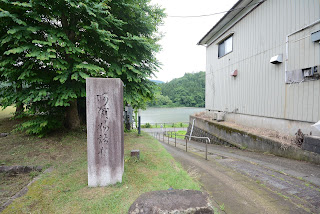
[285,19,320,81]
[189,119,195,141]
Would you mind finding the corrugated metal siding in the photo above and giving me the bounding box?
[206,0,320,122]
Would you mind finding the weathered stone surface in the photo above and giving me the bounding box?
[302,136,320,154]
[128,190,213,214]
[0,133,9,137]
[0,165,42,174]
[86,78,124,187]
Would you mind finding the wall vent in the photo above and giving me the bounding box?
[270,54,283,64]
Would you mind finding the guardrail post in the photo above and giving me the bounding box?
[168,134,169,144]
[175,133,176,147]
[185,138,187,152]
[206,139,208,160]
[138,116,141,135]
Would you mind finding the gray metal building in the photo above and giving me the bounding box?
[198,0,320,136]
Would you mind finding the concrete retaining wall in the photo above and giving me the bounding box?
[205,110,320,137]
[187,116,320,165]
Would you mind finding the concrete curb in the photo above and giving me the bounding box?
[188,116,320,165]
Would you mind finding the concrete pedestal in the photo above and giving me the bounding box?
[86,78,124,187]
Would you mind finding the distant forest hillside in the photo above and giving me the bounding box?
[149,72,205,107]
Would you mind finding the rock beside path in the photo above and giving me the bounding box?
[128,190,213,214]
[0,165,42,174]
[0,133,9,137]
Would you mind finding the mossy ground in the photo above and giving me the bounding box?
[0,115,200,213]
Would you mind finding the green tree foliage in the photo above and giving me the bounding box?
[148,93,173,107]
[0,0,164,136]
[152,72,205,107]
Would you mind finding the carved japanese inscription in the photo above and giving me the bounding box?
[96,93,110,157]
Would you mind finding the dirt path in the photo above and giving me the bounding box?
[146,131,320,214]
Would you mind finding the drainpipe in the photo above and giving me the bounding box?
[189,119,195,141]
[285,19,320,81]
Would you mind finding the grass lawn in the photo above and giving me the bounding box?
[0,116,200,213]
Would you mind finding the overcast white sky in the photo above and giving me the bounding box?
[151,0,238,82]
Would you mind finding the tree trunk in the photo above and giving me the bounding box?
[15,83,23,116]
[61,14,80,130]
[65,99,81,130]
[15,103,24,116]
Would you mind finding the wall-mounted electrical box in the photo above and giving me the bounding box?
[311,30,320,42]
[270,54,283,64]
[303,67,314,77]
[286,65,320,83]
[303,66,319,77]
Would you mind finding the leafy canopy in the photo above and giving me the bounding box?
[0,0,164,136]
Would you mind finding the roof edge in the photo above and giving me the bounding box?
[198,0,263,46]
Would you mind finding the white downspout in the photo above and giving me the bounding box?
[189,119,195,141]
[285,19,320,81]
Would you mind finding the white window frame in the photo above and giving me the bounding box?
[218,35,233,58]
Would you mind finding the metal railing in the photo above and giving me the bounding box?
[151,132,210,160]
[140,122,189,128]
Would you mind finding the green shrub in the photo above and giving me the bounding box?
[144,123,152,128]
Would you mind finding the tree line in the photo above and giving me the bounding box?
[149,72,205,108]
[0,0,164,136]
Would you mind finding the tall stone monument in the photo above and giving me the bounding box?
[86,78,124,187]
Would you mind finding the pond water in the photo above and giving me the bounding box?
[139,107,205,124]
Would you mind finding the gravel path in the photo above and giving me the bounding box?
[146,131,320,214]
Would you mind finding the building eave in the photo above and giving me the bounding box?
[197,0,262,46]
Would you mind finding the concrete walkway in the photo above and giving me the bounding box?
[145,130,320,214]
